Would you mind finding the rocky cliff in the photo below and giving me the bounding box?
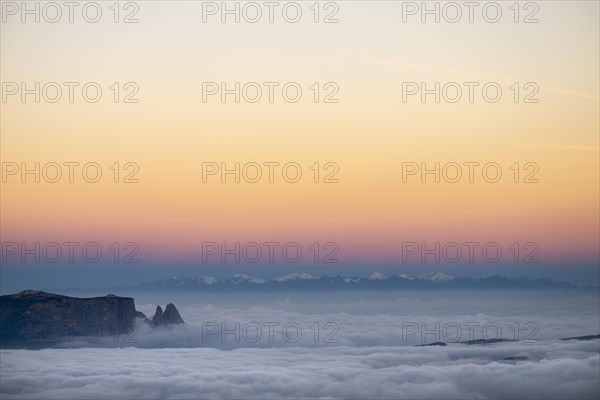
[0,290,183,347]
[151,303,184,326]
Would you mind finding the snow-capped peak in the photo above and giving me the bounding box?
[396,274,415,280]
[417,272,454,282]
[272,273,317,282]
[197,276,217,285]
[368,272,386,280]
[485,274,509,280]
[230,274,266,284]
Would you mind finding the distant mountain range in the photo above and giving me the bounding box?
[119,272,591,292]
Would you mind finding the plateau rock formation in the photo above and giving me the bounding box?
[0,290,183,347]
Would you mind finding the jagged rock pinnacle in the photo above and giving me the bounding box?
[151,304,184,326]
[152,305,163,326]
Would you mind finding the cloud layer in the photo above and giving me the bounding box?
[2,294,598,399]
[1,340,599,399]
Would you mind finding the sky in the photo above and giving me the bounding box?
[1,1,599,292]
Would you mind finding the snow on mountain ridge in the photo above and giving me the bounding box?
[197,276,217,285]
[368,272,386,280]
[231,274,266,284]
[417,272,454,282]
[272,273,317,282]
[131,272,579,290]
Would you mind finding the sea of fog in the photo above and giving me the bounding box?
[1,290,599,399]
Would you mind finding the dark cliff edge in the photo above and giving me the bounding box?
[0,290,183,348]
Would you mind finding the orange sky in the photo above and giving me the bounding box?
[1,1,598,270]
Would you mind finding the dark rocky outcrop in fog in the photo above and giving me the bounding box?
[151,303,184,326]
[0,290,184,348]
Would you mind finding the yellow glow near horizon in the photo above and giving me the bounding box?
[1,1,598,266]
